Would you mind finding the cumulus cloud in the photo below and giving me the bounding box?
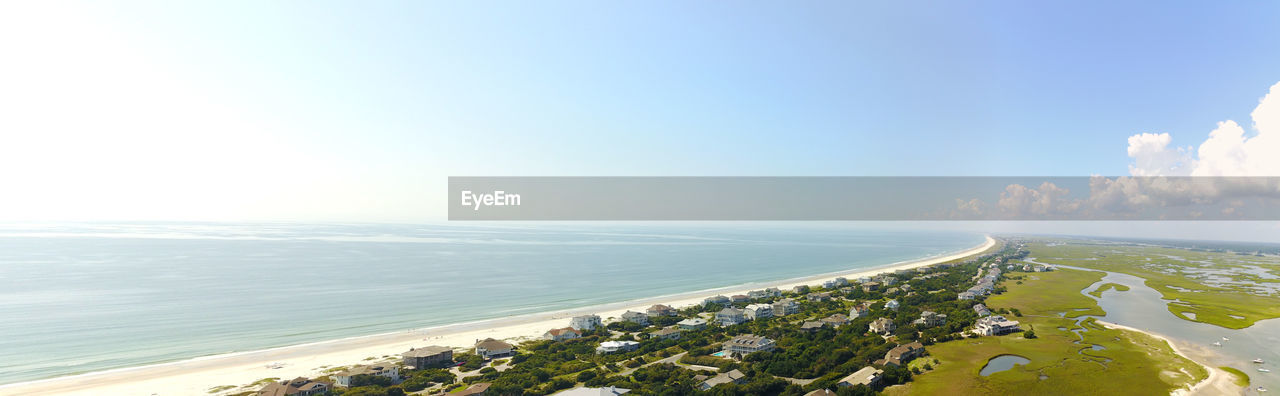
[997,182,1081,217]
[943,81,1280,220]
[1129,81,1280,176]
[1127,133,1193,176]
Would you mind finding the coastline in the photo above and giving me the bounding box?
[1097,320,1243,396]
[0,235,996,396]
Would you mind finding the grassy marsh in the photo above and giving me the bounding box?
[890,268,1205,395]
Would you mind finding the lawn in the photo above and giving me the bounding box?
[891,268,1206,395]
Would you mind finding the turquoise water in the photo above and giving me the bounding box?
[0,223,983,384]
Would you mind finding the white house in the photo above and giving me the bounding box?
[973,315,1021,336]
[595,340,640,354]
[677,318,707,330]
[334,365,400,388]
[621,310,649,325]
[744,303,774,320]
[884,300,900,311]
[716,307,746,326]
[570,315,602,331]
[870,317,895,335]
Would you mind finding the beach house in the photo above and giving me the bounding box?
[716,307,746,326]
[744,303,773,320]
[645,304,677,317]
[800,321,827,333]
[884,300,900,311]
[747,290,769,300]
[876,342,925,366]
[912,311,947,328]
[836,367,883,388]
[543,327,582,341]
[334,365,400,388]
[474,338,514,359]
[724,334,776,356]
[870,317,896,335]
[850,303,870,318]
[973,315,1022,336]
[677,318,707,330]
[973,303,991,317]
[703,295,731,306]
[402,346,453,368]
[792,285,810,294]
[729,294,751,304]
[861,281,881,292]
[806,292,832,302]
[258,377,330,396]
[764,287,782,297]
[621,310,650,325]
[595,340,640,354]
[772,298,800,316]
[820,313,849,327]
[570,315,602,331]
[651,327,682,341]
[695,369,747,390]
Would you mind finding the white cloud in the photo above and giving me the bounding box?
[1127,132,1193,176]
[995,182,1081,218]
[1129,81,1280,176]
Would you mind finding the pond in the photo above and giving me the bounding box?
[979,354,1031,376]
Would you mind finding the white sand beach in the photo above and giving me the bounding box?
[0,236,995,396]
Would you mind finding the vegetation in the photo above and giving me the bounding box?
[1026,240,1280,329]
[266,240,1210,396]
[1219,366,1250,387]
[893,266,1207,395]
[1087,282,1130,298]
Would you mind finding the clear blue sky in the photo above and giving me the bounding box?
[2,1,1279,221]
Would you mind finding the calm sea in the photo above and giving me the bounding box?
[0,223,982,384]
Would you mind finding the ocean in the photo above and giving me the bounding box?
[0,223,983,385]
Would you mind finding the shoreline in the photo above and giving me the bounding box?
[0,235,996,396]
[1097,320,1243,396]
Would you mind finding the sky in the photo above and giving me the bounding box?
[1,1,1279,228]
